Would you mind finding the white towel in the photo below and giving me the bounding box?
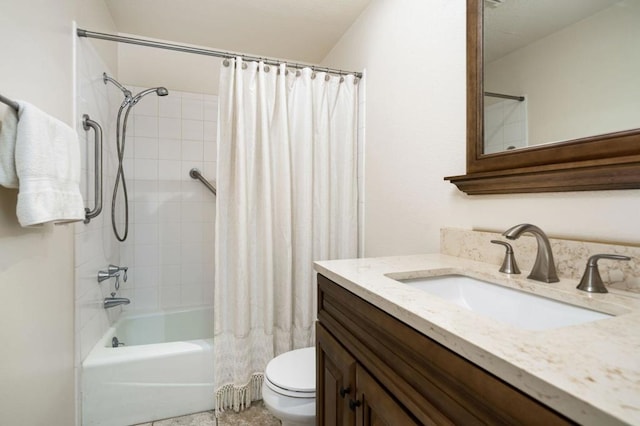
[13,101,85,226]
[0,105,19,188]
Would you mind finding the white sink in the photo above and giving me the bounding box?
[398,275,612,331]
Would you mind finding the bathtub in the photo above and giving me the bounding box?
[82,306,214,426]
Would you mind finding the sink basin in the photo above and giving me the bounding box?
[398,275,612,331]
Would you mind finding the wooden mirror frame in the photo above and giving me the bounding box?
[445,0,640,195]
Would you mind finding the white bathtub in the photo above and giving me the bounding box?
[82,306,214,426]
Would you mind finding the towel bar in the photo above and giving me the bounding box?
[0,93,19,112]
[83,114,103,223]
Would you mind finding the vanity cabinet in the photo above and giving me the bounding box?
[317,324,418,425]
[317,323,356,425]
[316,274,575,425]
[355,364,420,425]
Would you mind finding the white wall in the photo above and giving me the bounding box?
[118,37,221,95]
[0,0,117,425]
[485,1,640,146]
[322,0,640,256]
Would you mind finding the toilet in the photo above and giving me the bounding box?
[262,346,316,426]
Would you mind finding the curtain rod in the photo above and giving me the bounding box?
[77,29,362,78]
[484,92,525,102]
[0,93,19,111]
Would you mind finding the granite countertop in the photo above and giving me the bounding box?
[314,254,640,426]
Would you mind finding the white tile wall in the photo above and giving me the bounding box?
[75,47,218,388]
[484,98,528,154]
[121,86,217,311]
[74,39,122,373]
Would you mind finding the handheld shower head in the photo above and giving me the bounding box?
[106,73,170,243]
[130,87,170,104]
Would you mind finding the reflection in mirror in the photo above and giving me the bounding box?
[483,0,640,154]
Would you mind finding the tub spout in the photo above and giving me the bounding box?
[104,293,130,309]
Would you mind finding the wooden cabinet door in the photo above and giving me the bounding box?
[317,323,357,426]
[355,365,420,426]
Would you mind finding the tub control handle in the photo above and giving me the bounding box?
[108,264,128,282]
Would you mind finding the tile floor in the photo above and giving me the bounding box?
[135,402,281,425]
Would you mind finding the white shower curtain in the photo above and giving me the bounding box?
[213,58,359,412]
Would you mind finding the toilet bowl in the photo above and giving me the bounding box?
[262,346,316,426]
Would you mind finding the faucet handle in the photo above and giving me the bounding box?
[577,254,631,293]
[491,240,521,275]
[97,270,119,283]
[108,264,128,282]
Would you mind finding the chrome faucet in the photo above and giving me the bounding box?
[104,292,130,309]
[98,265,131,308]
[502,224,559,283]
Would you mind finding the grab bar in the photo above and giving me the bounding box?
[189,168,216,196]
[82,114,103,223]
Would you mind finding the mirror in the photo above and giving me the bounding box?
[445,0,640,194]
[483,0,640,154]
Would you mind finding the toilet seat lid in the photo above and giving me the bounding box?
[265,347,315,394]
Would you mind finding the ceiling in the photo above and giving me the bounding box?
[104,0,624,68]
[104,0,371,64]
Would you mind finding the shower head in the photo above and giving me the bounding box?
[130,87,170,105]
[103,72,132,100]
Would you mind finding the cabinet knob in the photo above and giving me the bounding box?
[339,386,351,398]
[349,399,361,410]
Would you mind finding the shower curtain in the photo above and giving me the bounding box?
[213,58,359,412]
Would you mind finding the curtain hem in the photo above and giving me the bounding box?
[214,372,264,416]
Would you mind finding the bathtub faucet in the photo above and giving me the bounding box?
[97,269,119,283]
[97,264,128,283]
[104,292,130,309]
